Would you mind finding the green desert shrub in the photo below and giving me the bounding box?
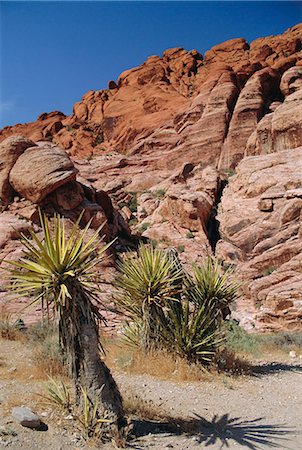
[223,320,260,356]
[256,331,302,353]
[114,245,183,351]
[224,321,302,357]
[114,247,239,365]
[139,222,151,233]
[186,258,239,320]
[186,231,195,239]
[129,192,138,213]
[151,189,166,199]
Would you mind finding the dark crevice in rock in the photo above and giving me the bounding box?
[206,178,228,252]
[222,87,240,143]
[262,88,284,118]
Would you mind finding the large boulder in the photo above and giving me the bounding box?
[9,144,78,203]
[0,135,35,204]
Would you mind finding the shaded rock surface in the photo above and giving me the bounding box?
[0,136,35,204]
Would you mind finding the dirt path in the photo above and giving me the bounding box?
[0,338,301,449]
[116,363,302,449]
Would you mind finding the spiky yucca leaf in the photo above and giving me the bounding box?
[114,245,183,317]
[163,299,223,364]
[121,320,142,348]
[114,245,183,350]
[76,387,111,439]
[185,257,239,316]
[3,210,111,313]
[40,376,72,411]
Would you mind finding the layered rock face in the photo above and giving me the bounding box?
[1,24,302,331]
[216,66,302,331]
[217,148,302,331]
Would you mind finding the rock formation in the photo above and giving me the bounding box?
[0,136,133,323]
[1,23,302,331]
[217,147,302,331]
[1,24,301,159]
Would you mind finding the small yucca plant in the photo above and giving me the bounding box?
[114,244,183,351]
[163,299,222,364]
[76,387,111,439]
[114,250,239,365]
[0,309,21,340]
[41,376,72,411]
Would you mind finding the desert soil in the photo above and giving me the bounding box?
[0,338,301,450]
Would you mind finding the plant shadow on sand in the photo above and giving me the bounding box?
[130,413,298,449]
[252,363,302,376]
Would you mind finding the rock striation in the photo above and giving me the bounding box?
[217,148,302,331]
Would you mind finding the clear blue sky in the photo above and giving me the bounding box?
[1,1,301,127]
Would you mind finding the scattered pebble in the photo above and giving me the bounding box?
[64,414,73,420]
[11,407,41,429]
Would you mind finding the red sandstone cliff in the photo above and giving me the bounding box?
[1,24,302,331]
[1,24,301,161]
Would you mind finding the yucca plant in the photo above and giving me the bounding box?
[41,376,72,411]
[114,245,183,351]
[163,299,223,364]
[186,257,239,320]
[76,386,111,439]
[2,210,124,437]
[114,251,238,365]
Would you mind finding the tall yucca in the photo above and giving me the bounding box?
[114,244,183,350]
[3,211,124,437]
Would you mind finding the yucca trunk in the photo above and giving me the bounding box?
[59,285,124,436]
